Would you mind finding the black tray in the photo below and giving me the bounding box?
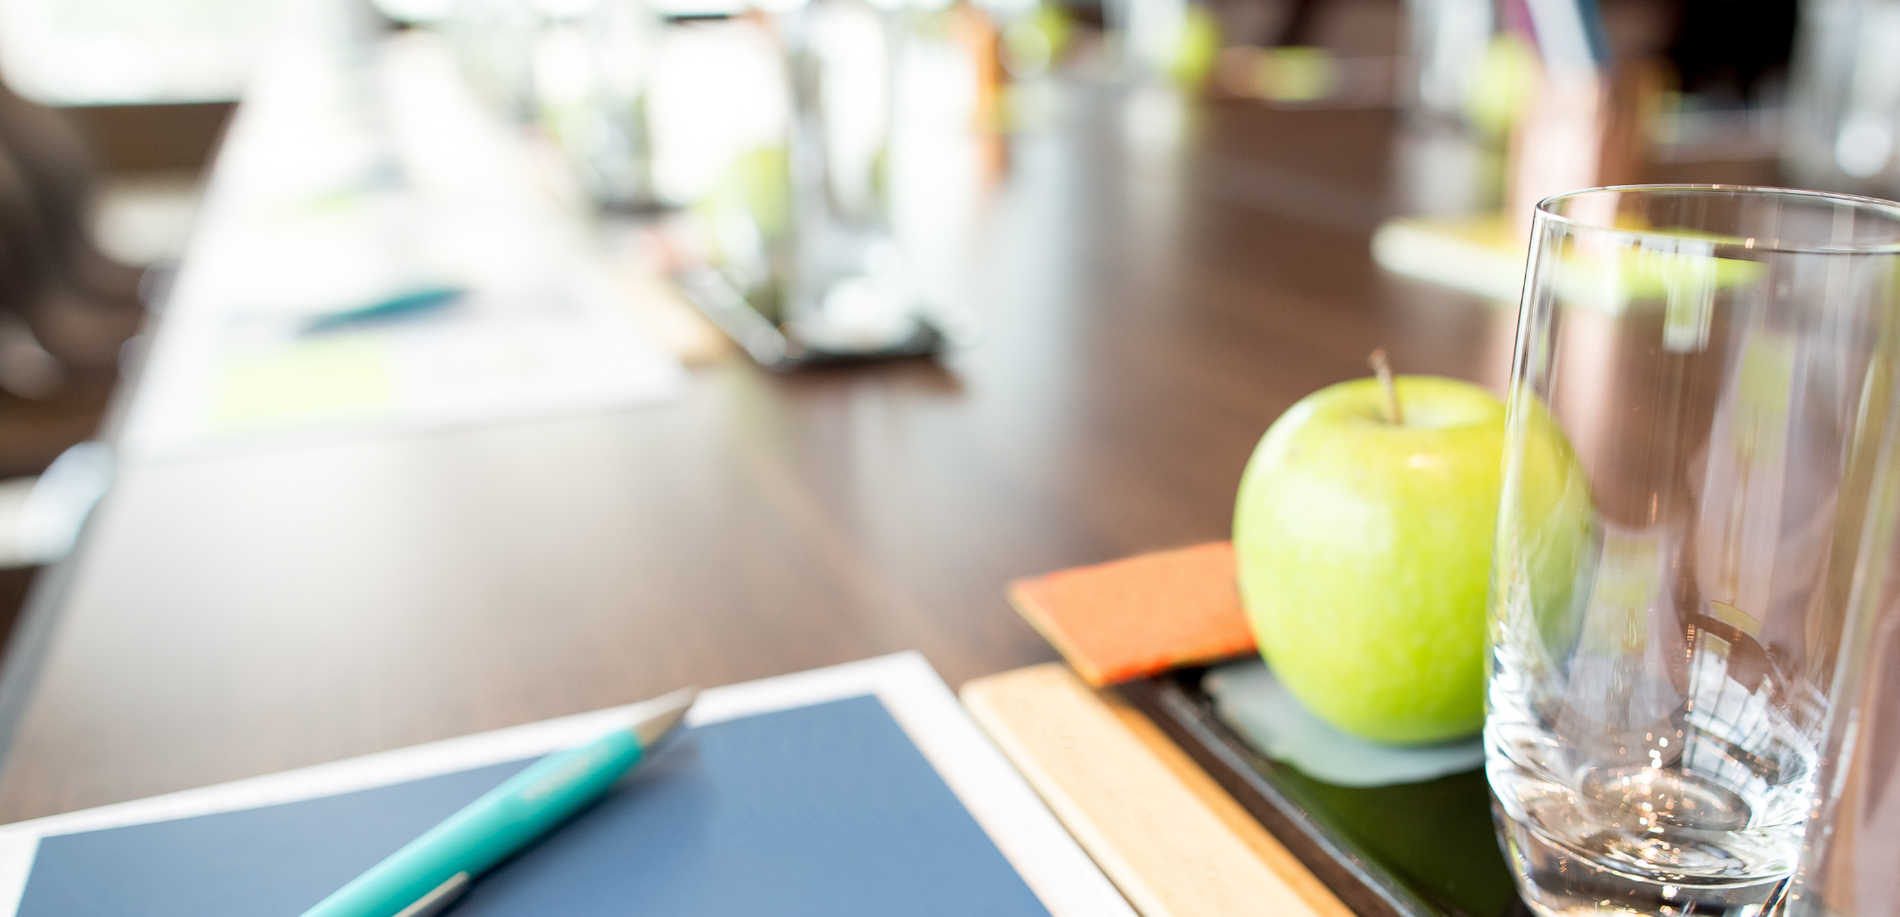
[1117,670,1534,917]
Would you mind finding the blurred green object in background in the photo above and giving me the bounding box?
[1466,34,1539,141]
[1169,4,1222,90]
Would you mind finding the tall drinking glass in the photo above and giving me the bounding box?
[1488,185,1900,916]
[1783,528,1900,917]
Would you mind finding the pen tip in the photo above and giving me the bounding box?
[634,686,698,747]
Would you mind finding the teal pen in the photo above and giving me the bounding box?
[303,286,467,334]
[298,687,696,917]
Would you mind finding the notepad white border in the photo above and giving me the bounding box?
[0,652,1134,917]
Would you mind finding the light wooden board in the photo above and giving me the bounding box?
[963,663,1356,917]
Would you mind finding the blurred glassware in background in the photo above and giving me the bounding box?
[428,0,665,208]
[1783,0,1900,197]
[996,2,1065,82]
[1389,124,1502,218]
[993,2,1076,142]
[1119,0,1201,84]
[536,0,664,208]
[1783,550,1900,917]
[681,0,969,365]
[1119,0,1181,80]
[438,0,540,120]
[1399,0,1490,123]
[377,0,993,366]
[1090,0,1217,87]
[644,17,789,205]
[1491,185,1900,917]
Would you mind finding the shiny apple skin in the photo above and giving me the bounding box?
[1234,375,1506,745]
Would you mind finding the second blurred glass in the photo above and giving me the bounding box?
[1489,186,1900,916]
[1784,0,1900,196]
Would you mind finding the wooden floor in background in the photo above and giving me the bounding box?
[0,377,115,481]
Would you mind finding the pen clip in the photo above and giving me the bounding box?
[392,872,470,917]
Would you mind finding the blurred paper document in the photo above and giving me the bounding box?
[123,275,685,459]
[115,29,687,460]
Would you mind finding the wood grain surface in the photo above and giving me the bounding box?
[0,87,1516,822]
[965,663,1357,917]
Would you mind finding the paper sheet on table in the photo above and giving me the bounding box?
[121,272,685,460]
[116,32,686,460]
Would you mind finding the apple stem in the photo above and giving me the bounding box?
[1369,348,1404,425]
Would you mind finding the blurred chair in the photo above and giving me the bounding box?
[0,80,147,382]
[0,78,148,650]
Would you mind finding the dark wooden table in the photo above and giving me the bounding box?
[0,80,1523,823]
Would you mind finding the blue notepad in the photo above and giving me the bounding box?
[16,696,1053,917]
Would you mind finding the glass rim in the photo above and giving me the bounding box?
[1534,183,1900,255]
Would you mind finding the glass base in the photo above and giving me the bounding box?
[1494,805,1791,917]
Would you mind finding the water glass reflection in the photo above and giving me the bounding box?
[1488,186,1900,916]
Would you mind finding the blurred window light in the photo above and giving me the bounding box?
[0,0,288,104]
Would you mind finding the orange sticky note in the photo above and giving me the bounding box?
[1008,542,1257,687]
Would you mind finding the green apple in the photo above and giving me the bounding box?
[1233,375,1583,744]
